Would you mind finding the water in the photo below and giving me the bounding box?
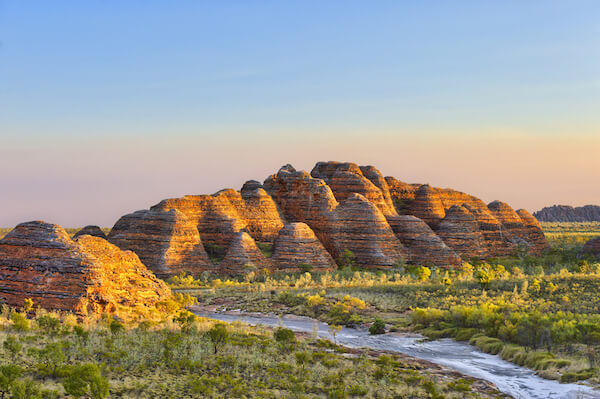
[195,310,600,399]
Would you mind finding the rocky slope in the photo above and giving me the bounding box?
[0,221,171,319]
[534,205,600,222]
[106,161,548,273]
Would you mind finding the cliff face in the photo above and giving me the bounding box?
[534,205,600,222]
[105,160,548,273]
[0,221,170,319]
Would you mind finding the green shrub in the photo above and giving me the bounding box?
[369,318,386,335]
[273,327,295,344]
[62,364,109,399]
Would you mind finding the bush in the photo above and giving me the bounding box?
[273,327,295,344]
[63,364,109,399]
[206,324,229,354]
[336,250,356,269]
[369,319,386,335]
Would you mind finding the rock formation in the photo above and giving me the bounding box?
[0,221,171,319]
[108,209,211,278]
[264,166,406,268]
[436,205,486,258]
[387,215,462,267]
[73,225,107,240]
[311,162,397,217]
[534,205,600,222]
[220,232,269,274]
[105,160,549,273]
[271,223,335,272]
[516,209,551,253]
[583,237,600,257]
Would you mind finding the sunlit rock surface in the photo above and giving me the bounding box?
[220,232,270,275]
[107,160,548,273]
[0,221,171,318]
[108,209,210,278]
[271,223,335,272]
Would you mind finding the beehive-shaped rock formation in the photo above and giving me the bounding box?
[108,209,210,278]
[0,221,171,319]
[387,215,462,267]
[107,160,549,273]
[73,225,107,240]
[220,232,270,274]
[271,223,335,272]
[436,205,486,258]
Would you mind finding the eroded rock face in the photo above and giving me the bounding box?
[0,221,170,319]
[107,160,548,272]
[271,223,335,272]
[436,205,486,259]
[73,225,107,240]
[516,209,551,253]
[583,237,600,257]
[152,187,284,247]
[220,232,269,274]
[108,209,210,278]
[387,215,462,267]
[265,167,406,268]
[409,185,446,228]
[311,162,397,217]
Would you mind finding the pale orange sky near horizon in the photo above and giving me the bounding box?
[1,131,598,227]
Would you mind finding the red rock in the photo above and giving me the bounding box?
[387,215,462,267]
[220,232,270,275]
[108,209,210,278]
[73,225,107,240]
[265,166,406,268]
[327,194,407,268]
[271,223,335,272]
[0,221,171,319]
[436,205,486,258]
[409,185,446,228]
[152,187,284,247]
[311,162,397,217]
[516,209,551,253]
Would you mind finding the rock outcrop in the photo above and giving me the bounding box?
[387,215,462,267]
[265,166,406,268]
[583,237,600,257]
[534,205,600,222]
[436,205,486,258]
[105,160,548,273]
[108,209,211,278]
[311,162,397,217]
[409,185,446,228]
[220,232,269,274]
[271,223,335,272]
[516,209,551,253]
[0,221,171,319]
[73,225,107,240]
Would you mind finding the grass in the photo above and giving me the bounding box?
[0,305,500,398]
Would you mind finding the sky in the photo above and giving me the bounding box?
[1,1,599,227]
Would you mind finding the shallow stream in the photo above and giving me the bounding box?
[195,310,600,399]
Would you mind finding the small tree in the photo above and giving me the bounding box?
[336,250,356,269]
[274,327,296,345]
[3,335,22,361]
[0,364,23,397]
[23,298,34,313]
[206,324,229,354]
[63,364,109,399]
[369,319,386,335]
[329,324,342,345]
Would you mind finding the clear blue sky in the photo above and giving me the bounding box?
[1,1,599,226]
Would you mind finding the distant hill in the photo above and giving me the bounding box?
[534,205,600,222]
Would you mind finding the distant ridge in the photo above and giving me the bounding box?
[534,205,600,222]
